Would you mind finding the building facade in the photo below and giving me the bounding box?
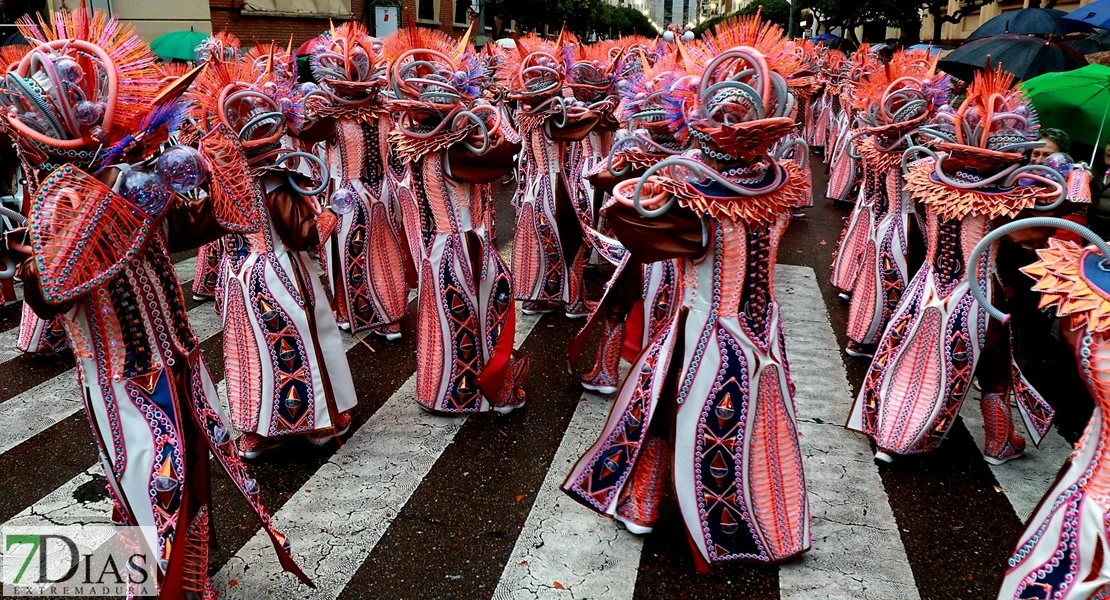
[920,0,1099,44]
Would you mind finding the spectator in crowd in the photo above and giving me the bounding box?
[950,78,968,109]
[1030,128,1071,165]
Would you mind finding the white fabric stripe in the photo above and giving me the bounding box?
[492,377,642,600]
[0,258,211,457]
[775,264,920,600]
[0,256,198,365]
[214,308,539,598]
[959,394,1072,521]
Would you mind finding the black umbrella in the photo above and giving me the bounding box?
[1,31,26,46]
[1067,29,1110,55]
[967,8,1093,41]
[817,36,858,52]
[938,34,1088,81]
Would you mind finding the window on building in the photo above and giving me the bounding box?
[418,0,439,23]
[664,0,673,24]
[454,0,470,26]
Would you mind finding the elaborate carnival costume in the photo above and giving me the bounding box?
[186,35,241,303]
[2,10,308,596]
[507,34,601,317]
[384,25,528,414]
[569,46,691,395]
[847,68,1058,464]
[305,23,409,339]
[563,17,812,569]
[825,48,877,203]
[187,52,358,459]
[829,51,946,357]
[965,221,1110,599]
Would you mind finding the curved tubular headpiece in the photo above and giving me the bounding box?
[901,144,937,173]
[9,39,117,150]
[1002,164,1067,211]
[529,95,568,128]
[0,256,16,280]
[631,154,788,218]
[606,132,680,177]
[699,46,771,116]
[775,137,810,169]
[451,109,491,154]
[392,49,456,101]
[27,49,82,138]
[845,128,868,160]
[275,151,330,196]
[220,87,285,148]
[967,217,1110,323]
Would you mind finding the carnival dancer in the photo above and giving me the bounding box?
[188,50,358,459]
[507,33,602,317]
[829,51,947,357]
[0,41,71,354]
[563,16,811,569]
[385,24,528,414]
[3,9,308,595]
[303,23,409,339]
[825,47,878,203]
[847,67,1059,464]
[185,34,242,304]
[569,47,690,395]
[964,220,1110,599]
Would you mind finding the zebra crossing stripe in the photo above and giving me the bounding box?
[492,383,643,600]
[774,265,920,599]
[215,309,541,598]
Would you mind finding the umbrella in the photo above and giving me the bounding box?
[1021,63,1110,161]
[813,33,836,42]
[938,34,1087,82]
[296,36,324,57]
[908,44,946,55]
[818,36,858,52]
[1067,37,1110,54]
[967,8,1092,41]
[149,28,209,61]
[2,31,26,47]
[1065,0,1110,30]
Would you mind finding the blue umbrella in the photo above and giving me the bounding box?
[908,44,945,55]
[1066,0,1110,30]
[813,33,836,41]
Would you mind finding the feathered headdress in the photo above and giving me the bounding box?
[663,15,801,162]
[852,49,949,138]
[196,32,241,63]
[918,65,1038,169]
[188,53,304,151]
[385,23,499,162]
[244,40,297,86]
[5,9,174,164]
[496,33,564,101]
[308,22,385,111]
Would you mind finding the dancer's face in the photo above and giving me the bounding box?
[1029,138,1060,165]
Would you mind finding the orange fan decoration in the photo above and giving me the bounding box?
[197,125,265,233]
[29,165,155,304]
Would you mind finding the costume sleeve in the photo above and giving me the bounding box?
[603,200,705,263]
[165,195,228,252]
[265,183,320,252]
[17,258,68,319]
[447,135,522,184]
[545,110,600,142]
[296,118,336,145]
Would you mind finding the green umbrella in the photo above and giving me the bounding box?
[149,28,209,62]
[1021,63,1110,162]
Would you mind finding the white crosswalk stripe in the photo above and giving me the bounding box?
[215,308,540,598]
[775,265,919,600]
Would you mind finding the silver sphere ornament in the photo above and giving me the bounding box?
[74,101,104,126]
[157,145,208,193]
[54,57,84,83]
[119,169,173,217]
[330,187,358,215]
